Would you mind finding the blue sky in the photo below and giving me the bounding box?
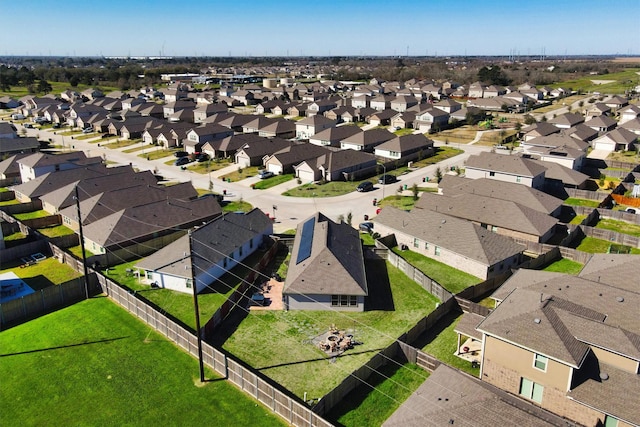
[0,0,638,57]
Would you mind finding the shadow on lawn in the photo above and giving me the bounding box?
[256,347,385,371]
[364,259,394,311]
[409,310,461,349]
[0,336,129,358]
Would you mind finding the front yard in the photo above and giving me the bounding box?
[215,260,439,399]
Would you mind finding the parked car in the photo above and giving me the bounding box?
[258,170,274,179]
[626,207,637,214]
[24,123,33,128]
[196,153,209,162]
[174,157,191,166]
[356,181,374,192]
[174,151,188,158]
[378,174,396,185]
[359,222,374,232]
[82,127,93,133]
[52,123,61,129]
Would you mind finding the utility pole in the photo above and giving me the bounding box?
[74,185,90,299]
[188,229,205,383]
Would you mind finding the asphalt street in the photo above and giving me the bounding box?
[21,124,492,232]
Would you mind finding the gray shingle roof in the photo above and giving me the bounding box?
[577,253,640,293]
[375,207,524,266]
[465,152,547,178]
[284,213,367,296]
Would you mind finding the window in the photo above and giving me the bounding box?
[223,258,227,268]
[249,239,254,249]
[238,245,243,257]
[434,246,441,256]
[516,176,522,183]
[331,295,339,306]
[413,238,419,248]
[186,279,193,289]
[534,354,548,371]
[331,295,357,307]
[424,242,429,250]
[519,378,543,403]
[604,415,619,427]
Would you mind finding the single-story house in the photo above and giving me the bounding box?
[374,134,435,161]
[294,149,376,182]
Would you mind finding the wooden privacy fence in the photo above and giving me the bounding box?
[94,274,332,427]
[0,276,99,329]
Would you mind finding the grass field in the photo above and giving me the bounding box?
[221,166,261,182]
[391,247,482,294]
[431,127,477,144]
[576,236,640,254]
[0,81,118,99]
[222,200,253,213]
[548,68,640,94]
[542,258,584,275]
[0,298,285,427]
[252,174,294,190]
[217,260,439,399]
[282,179,367,198]
[595,218,640,237]
[325,362,428,426]
[377,195,417,211]
[0,258,82,290]
[187,158,233,174]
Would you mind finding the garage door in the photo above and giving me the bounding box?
[267,164,283,174]
[297,168,316,183]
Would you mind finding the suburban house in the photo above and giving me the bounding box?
[263,143,330,175]
[183,124,234,154]
[367,109,398,127]
[390,111,416,130]
[258,119,296,139]
[374,134,435,161]
[294,149,376,182]
[308,125,362,148]
[374,207,525,280]
[0,153,29,184]
[283,213,368,311]
[591,128,638,153]
[339,128,395,152]
[16,151,101,183]
[0,122,17,139]
[135,209,273,294]
[438,175,564,217]
[464,152,547,189]
[295,115,337,139]
[307,98,339,116]
[202,133,257,159]
[433,98,462,114]
[234,137,292,167]
[620,117,640,136]
[370,95,396,111]
[193,103,228,123]
[413,107,450,132]
[477,257,640,427]
[548,113,585,129]
[529,158,590,191]
[0,136,40,157]
[520,134,589,170]
[563,124,599,143]
[414,192,558,243]
[324,105,357,123]
[617,104,640,124]
[390,96,419,112]
[584,115,617,134]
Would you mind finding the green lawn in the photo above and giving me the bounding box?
[12,209,52,221]
[37,224,76,238]
[282,179,366,198]
[221,166,261,182]
[187,159,233,174]
[104,139,141,149]
[421,312,480,377]
[360,232,377,246]
[0,298,285,427]
[391,247,482,294]
[569,214,587,225]
[575,236,640,254]
[542,258,584,275]
[0,258,82,290]
[326,362,428,427]
[0,198,20,206]
[377,195,417,211]
[222,200,253,213]
[563,198,601,208]
[596,218,640,237]
[252,174,294,190]
[140,148,175,160]
[217,261,439,399]
[549,68,640,94]
[0,81,118,98]
[393,128,415,136]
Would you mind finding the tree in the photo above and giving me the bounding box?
[411,183,419,201]
[435,166,443,183]
[477,65,511,86]
[523,114,536,125]
[36,79,52,94]
[346,212,353,226]
[337,214,345,223]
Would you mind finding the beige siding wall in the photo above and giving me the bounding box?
[591,346,640,374]
[482,335,603,426]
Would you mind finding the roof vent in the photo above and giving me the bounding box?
[534,318,541,324]
[599,372,609,381]
[616,296,624,303]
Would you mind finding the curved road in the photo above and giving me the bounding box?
[21,125,491,232]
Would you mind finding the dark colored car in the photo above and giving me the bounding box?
[174,157,191,166]
[357,181,374,192]
[259,170,275,179]
[359,222,374,232]
[196,153,209,162]
[174,151,188,158]
[378,174,396,185]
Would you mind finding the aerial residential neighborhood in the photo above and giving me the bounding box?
[1,2,640,426]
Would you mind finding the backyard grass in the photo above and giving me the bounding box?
[542,258,584,275]
[563,197,601,208]
[0,298,285,427]
[252,174,294,189]
[360,232,377,246]
[326,362,428,427]
[420,312,480,377]
[0,198,20,206]
[222,200,253,213]
[0,258,82,290]
[217,260,439,399]
[37,224,76,238]
[569,214,587,225]
[391,247,482,294]
[606,150,640,163]
[12,209,53,221]
[595,218,640,237]
[221,166,261,182]
[66,245,97,259]
[104,252,266,330]
[575,236,640,254]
